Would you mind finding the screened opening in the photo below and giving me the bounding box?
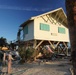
[40,23,50,31]
[58,27,65,34]
[23,25,28,34]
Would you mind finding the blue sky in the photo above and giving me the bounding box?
[0,0,66,42]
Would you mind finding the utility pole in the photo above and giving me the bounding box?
[65,0,76,75]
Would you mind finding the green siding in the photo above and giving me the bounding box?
[40,23,50,31]
[58,27,65,34]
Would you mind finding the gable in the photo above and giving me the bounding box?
[20,8,68,28]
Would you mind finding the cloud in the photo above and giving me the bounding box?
[0,5,50,11]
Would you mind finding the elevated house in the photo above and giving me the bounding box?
[19,8,69,55]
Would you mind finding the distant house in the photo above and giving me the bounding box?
[20,8,69,55]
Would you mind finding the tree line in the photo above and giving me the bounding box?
[0,37,16,49]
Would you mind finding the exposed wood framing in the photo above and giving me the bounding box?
[48,41,60,50]
[48,41,55,49]
[55,12,62,24]
[46,15,53,23]
[55,41,60,48]
[33,40,37,48]
[35,40,44,49]
[63,42,68,48]
[41,14,54,23]
[60,18,66,25]
[41,16,48,22]
[49,14,55,24]
[63,42,68,55]
[54,11,60,20]
[59,47,66,54]
[24,40,68,56]
[56,42,68,55]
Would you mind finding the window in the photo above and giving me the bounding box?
[24,25,28,34]
[40,23,50,31]
[58,27,65,34]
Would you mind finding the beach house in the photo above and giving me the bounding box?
[19,8,69,55]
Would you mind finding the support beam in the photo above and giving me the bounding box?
[41,16,48,22]
[54,11,60,19]
[63,42,68,55]
[48,41,55,49]
[55,12,62,24]
[57,46,60,54]
[60,18,66,25]
[35,40,44,49]
[49,14,55,23]
[33,40,37,48]
[55,41,60,49]
[63,42,68,48]
[46,15,53,23]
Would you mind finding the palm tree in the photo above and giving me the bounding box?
[65,0,76,75]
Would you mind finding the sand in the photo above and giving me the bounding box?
[2,59,72,75]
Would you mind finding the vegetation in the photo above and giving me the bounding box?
[18,45,39,63]
[18,45,52,63]
[0,37,7,47]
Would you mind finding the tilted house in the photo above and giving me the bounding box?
[20,8,69,55]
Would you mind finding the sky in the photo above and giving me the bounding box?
[0,0,66,42]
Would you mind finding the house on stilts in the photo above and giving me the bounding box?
[18,8,69,55]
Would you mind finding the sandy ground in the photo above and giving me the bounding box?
[2,59,72,75]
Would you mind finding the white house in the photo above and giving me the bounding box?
[20,8,69,55]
